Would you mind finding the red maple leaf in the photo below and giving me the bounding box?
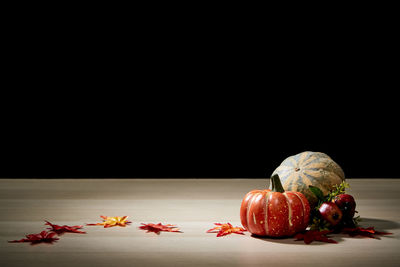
[139,223,182,234]
[206,223,246,237]
[294,230,337,244]
[8,231,59,244]
[45,220,86,235]
[341,227,392,239]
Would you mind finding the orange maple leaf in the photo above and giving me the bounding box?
[207,223,246,237]
[86,216,131,228]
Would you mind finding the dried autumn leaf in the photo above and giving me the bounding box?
[294,230,337,244]
[8,231,59,244]
[45,220,86,234]
[206,223,246,237]
[86,215,131,228]
[341,227,392,239]
[139,223,182,234]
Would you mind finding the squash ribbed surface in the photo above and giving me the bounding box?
[271,151,345,207]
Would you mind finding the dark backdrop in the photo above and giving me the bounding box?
[1,91,398,179]
[2,11,398,179]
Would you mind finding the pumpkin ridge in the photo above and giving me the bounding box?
[301,156,321,168]
[277,165,293,171]
[246,193,258,233]
[295,192,310,227]
[302,170,325,188]
[303,169,342,192]
[283,192,293,229]
[289,173,302,191]
[283,174,296,189]
[298,171,313,189]
[323,171,345,189]
[291,192,305,232]
[264,191,272,235]
[241,193,252,230]
[277,169,293,180]
[280,158,294,168]
[289,157,298,168]
[286,178,298,192]
[306,162,334,170]
[297,152,309,166]
[302,171,329,198]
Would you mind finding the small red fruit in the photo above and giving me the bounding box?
[333,194,356,219]
[319,202,343,226]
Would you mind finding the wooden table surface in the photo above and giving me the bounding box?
[1,179,399,267]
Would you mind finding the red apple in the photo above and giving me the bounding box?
[333,194,356,219]
[319,202,343,226]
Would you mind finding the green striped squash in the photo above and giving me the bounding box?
[270,151,345,207]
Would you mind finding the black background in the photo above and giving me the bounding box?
[2,9,398,179]
[1,90,398,179]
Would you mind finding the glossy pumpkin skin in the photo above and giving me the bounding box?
[240,189,310,237]
[271,151,345,208]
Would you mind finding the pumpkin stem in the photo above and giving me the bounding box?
[270,174,285,193]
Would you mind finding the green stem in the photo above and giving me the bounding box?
[270,174,285,193]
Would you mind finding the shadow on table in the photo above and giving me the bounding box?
[250,218,399,245]
[360,217,400,231]
[251,234,345,245]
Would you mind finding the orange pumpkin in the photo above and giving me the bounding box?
[240,174,310,237]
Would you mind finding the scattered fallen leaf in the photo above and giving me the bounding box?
[341,227,392,239]
[139,223,182,234]
[206,223,246,237]
[86,216,131,228]
[8,231,59,244]
[294,230,337,244]
[45,220,86,234]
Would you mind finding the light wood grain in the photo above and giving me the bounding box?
[1,179,399,267]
